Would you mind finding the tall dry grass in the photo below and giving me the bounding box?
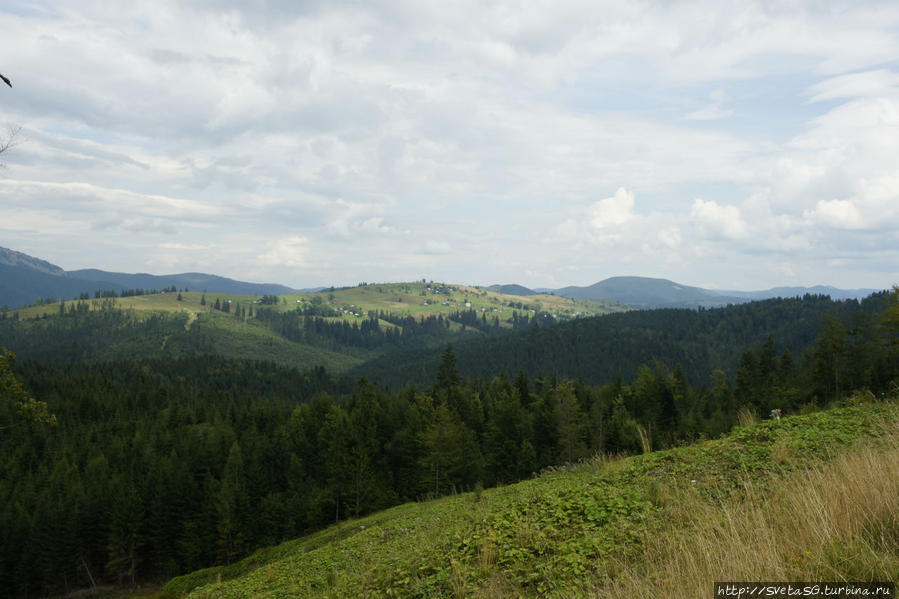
[597,436,899,598]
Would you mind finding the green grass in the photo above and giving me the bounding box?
[160,398,899,598]
[185,311,370,371]
[10,284,623,324]
[272,282,624,324]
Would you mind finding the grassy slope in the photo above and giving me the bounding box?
[13,284,620,322]
[162,398,899,598]
[184,312,367,371]
[4,286,621,373]
[278,282,624,324]
[4,293,367,372]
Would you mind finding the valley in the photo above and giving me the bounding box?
[1,248,896,598]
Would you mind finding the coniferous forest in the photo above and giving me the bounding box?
[0,289,897,596]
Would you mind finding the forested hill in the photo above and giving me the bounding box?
[69,269,297,297]
[352,293,892,388]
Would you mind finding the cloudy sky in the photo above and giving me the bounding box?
[2,1,899,291]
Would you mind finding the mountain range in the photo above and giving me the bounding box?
[490,276,880,308]
[0,246,297,308]
[0,246,884,309]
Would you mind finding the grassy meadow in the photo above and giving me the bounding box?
[159,397,899,598]
[9,283,622,325]
[268,282,623,325]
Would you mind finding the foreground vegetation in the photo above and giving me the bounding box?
[165,399,899,598]
[605,430,899,597]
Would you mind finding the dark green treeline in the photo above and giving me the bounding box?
[352,293,894,387]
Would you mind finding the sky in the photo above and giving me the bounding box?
[1,1,899,291]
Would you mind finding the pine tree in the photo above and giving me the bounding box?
[554,383,585,464]
[814,313,848,401]
[106,484,144,586]
[436,345,461,391]
[215,442,247,564]
[1,349,56,429]
[418,402,474,495]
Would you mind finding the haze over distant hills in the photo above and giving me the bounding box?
[553,276,739,307]
[0,246,297,308]
[720,286,882,302]
[490,276,881,308]
[485,284,537,296]
[0,245,884,309]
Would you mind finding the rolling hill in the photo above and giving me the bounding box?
[486,284,536,296]
[0,280,624,372]
[69,268,297,296]
[553,276,743,308]
[528,276,882,308]
[0,293,368,371]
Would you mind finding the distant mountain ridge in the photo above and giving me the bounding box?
[0,247,68,276]
[69,269,297,296]
[2,246,884,310]
[720,285,880,302]
[489,276,882,308]
[485,284,536,296]
[553,276,739,308]
[0,246,297,308]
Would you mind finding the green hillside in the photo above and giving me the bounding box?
[163,397,899,598]
[8,282,620,323]
[0,294,367,372]
[352,292,894,387]
[0,284,622,372]
[278,281,622,322]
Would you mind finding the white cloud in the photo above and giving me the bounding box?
[0,179,221,232]
[590,187,635,230]
[257,236,309,267]
[658,226,682,249]
[690,198,747,240]
[808,69,899,103]
[804,199,863,230]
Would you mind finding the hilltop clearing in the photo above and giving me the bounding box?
[0,284,621,370]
